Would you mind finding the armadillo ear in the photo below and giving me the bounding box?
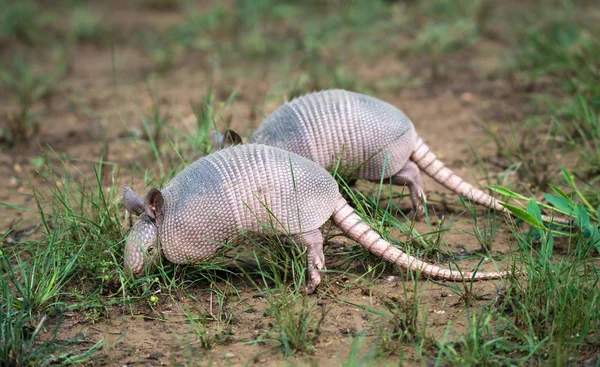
[222,129,243,148]
[211,130,224,151]
[144,188,165,226]
[122,185,145,216]
[211,129,243,150]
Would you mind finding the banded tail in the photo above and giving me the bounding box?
[411,135,568,224]
[331,197,509,281]
[411,135,506,212]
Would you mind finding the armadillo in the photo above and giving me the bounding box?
[233,89,562,222]
[123,144,508,293]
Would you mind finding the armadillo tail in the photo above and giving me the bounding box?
[411,135,506,212]
[331,197,509,281]
[411,135,570,225]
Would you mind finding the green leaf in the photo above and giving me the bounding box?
[502,202,545,229]
[0,201,36,212]
[561,167,594,212]
[527,199,543,223]
[548,184,571,201]
[487,185,529,201]
[589,228,600,252]
[576,204,590,228]
[561,167,576,188]
[541,232,554,262]
[29,156,45,169]
[543,193,574,214]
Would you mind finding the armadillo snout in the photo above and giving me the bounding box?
[124,219,160,278]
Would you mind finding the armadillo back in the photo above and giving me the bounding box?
[249,89,417,180]
[159,144,340,263]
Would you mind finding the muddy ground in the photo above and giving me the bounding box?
[0,1,564,366]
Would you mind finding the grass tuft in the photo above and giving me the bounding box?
[0,53,66,149]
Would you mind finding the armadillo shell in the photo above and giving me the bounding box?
[249,89,417,180]
[159,144,340,264]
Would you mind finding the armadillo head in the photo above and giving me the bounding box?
[122,185,165,278]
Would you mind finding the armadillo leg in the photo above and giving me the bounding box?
[290,229,326,294]
[391,161,427,218]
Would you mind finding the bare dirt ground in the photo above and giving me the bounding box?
[0,2,546,366]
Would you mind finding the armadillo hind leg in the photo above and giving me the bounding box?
[391,161,427,219]
[290,229,326,294]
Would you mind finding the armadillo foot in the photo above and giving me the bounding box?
[306,271,321,294]
[390,161,427,220]
[406,207,425,221]
[292,229,326,294]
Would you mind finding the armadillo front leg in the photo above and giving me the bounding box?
[291,229,326,294]
[391,161,427,218]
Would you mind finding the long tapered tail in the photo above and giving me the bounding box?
[411,135,569,224]
[411,135,506,212]
[331,197,509,281]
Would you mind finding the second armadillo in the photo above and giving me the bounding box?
[242,89,505,218]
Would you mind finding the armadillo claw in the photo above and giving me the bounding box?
[406,207,425,221]
[306,270,321,295]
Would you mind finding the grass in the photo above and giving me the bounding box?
[403,0,490,79]
[374,292,422,355]
[0,0,44,45]
[180,283,237,350]
[66,6,107,44]
[0,149,129,364]
[0,156,117,365]
[434,213,600,365]
[0,248,105,366]
[0,52,66,149]
[258,288,326,357]
[493,0,600,185]
[459,198,501,252]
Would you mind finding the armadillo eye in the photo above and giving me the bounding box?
[147,245,155,254]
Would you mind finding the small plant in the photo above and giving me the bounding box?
[0,0,43,44]
[441,264,488,308]
[551,96,600,178]
[502,212,599,363]
[183,90,237,155]
[257,289,326,357]
[0,53,66,149]
[405,0,488,79]
[141,87,170,161]
[0,239,104,365]
[459,197,501,252]
[435,311,517,366]
[484,117,562,192]
[181,289,235,350]
[338,337,378,367]
[67,6,106,44]
[375,294,421,355]
[141,32,181,74]
[506,3,598,81]
[235,212,327,355]
[239,222,310,293]
[491,168,598,242]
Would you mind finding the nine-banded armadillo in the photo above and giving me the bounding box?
[123,144,508,293]
[227,89,559,221]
